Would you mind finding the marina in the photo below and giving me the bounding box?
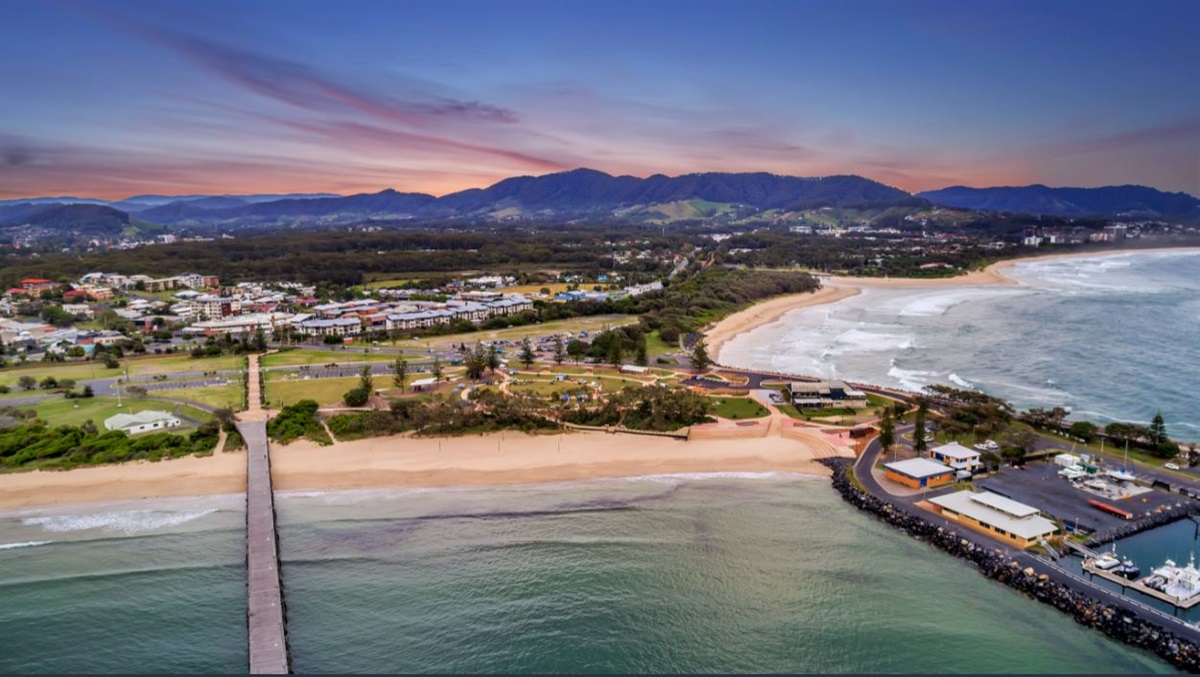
[1083,552,1200,612]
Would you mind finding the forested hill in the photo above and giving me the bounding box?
[917,184,1200,221]
[50,169,914,227]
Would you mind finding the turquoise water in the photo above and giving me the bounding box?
[723,249,1200,439]
[1,479,1178,673]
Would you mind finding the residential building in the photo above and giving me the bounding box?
[927,490,1059,549]
[298,317,362,337]
[928,442,982,473]
[188,296,242,320]
[883,457,956,489]
[19,278,58,295]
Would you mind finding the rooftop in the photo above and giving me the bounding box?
[929,490,1058,540]
[931,442,981,460]
[884,457,954,478]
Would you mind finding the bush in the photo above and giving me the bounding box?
[343,387,370,407]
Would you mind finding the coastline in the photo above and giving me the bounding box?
[710,245,1200,363]
[0,431,832,513]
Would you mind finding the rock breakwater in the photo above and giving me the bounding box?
[819,457,1199,672]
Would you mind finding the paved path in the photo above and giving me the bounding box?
[239,353,291,674]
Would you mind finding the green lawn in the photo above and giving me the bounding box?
[26,397,212,429]
[710,397,769,420]
[152,381,244,410]
[405,315,638,352]
[262,349,408,369]
[266,376,363,407]
[0,363,109,389]
[127,354,241,376]
[644,330,677,356]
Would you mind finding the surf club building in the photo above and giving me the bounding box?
[785,380,868,409]
[883,457,955,489]
[927,490,1059,549]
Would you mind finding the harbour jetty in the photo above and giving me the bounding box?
[240,354,291,674]
[819,457,1200,672]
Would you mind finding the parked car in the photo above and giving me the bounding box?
[1164,462,1181,471]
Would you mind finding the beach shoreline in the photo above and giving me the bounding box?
[710,245,1199,363]
[0,430,833,513]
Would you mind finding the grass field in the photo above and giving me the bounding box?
[497,283,576,296]
[25,397,213,429]
[266,376,363,407]
[710,397,769,420]
[403,315,638,351]
[152,381,244,410]
[262,349,404,369]
[128,354,242,376]
[0,363,109,389]
[644,330,677,356]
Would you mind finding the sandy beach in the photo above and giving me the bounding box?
[0,431,831,511]
[709,246,1199,363]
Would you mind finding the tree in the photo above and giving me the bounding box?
[519,337,536,369]
[567,339,587,363]
[18,375,36,391]
[102,353,119,369]
[1003,429,1037,466]
[213,407,235,427]
[126,385,148,398]
[635,335,649,367]
[913,399,929,454]
[1147,411,1168,448]
[359,365,374,394]
[392,358,409,391]
[1147,411,1179,458]
[465,343,487,380]
[1068,420,1097,443]
[80,419,98,436]
[552,335,566,365]
[691,337,712,373]
[607,339,624,368]
[81,384,94,398]
[486,346,500,374]
[39,376,58,390]
[877,405,895,455]
[432,357,444,383]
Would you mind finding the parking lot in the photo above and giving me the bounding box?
[976,459,1188,536]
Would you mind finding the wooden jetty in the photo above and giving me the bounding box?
[241,354,291,674]
[1083,561,1200,611]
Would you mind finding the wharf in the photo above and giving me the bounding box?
[1083,561,1200,611]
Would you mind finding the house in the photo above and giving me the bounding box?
[104,410,182,435]
[786,380,868,409]
[928,442,982,473]
[927,490,1059,549]
[624,280,663,297]
[883,457,955,489]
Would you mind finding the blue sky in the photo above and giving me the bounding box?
[0,0,1197,198]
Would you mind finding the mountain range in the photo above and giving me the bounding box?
[2,169,1197,231]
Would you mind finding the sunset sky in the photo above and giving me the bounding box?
[1,0,1197,199]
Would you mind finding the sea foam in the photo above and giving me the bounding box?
[0,541,51,550]
[22,509,218,535]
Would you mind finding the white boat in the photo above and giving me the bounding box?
[1083,478,1109,492]
[1106,469,1137,483]
[1149,554,1200,602]
[1094,544,1118,571]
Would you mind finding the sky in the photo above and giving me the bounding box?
[0,0,1197,199]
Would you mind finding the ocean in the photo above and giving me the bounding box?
[719,249,1200,440]
[0,478,1180,673]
